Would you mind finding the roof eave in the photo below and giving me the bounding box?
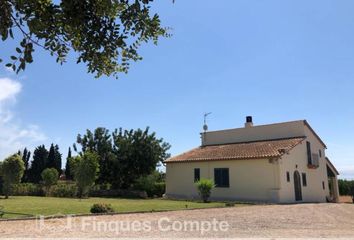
[303,120,327,149]
[165,156,277,164]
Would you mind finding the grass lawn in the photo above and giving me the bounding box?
[0,196,232,219]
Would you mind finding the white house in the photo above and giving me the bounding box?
[164,117,339,203]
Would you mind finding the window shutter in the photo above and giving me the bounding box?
[302,173,307,186]
[194,168,200,182]
[214,169,220,187]
[306,141,312,165]
[286,172,290,182]
[223,169,229,187]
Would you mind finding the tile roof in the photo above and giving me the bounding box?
[165,137,305,163]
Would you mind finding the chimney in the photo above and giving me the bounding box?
[245,116,253,128]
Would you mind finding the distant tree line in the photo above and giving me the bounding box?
[338,179,354,196]
[0,127,170,198]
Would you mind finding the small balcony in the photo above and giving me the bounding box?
[308,153,320,169]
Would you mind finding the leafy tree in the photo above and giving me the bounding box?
[75,128,116,184]
[0,154,25,198]
[0,0,168,78]
[75,127,170,189]
[112,127,170,188]
[71,151,99,198]
[28,145,48,183]
[65,147,73,180]
[41,168,59,195]
[195,178,215,203]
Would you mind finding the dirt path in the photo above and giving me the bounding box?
[0,203,353,238]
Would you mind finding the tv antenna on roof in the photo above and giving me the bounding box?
[203,112,212,132]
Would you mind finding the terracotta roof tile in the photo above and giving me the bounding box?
[165,137,305,163]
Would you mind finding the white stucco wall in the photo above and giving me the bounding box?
[278,126,329,203]
[165,159,280,202]
[202,121,305,146]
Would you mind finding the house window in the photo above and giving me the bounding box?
[322,181,325,190]
[319,149,322,158]
[286,172,290,182]
[194,168,200,182]
[302,173,307,187]
[214,168,229,188]
[306,141,312,165]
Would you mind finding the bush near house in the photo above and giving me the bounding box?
[90,203,115,213]
[195,178,215,203]
[133,171,165,198]
[153,182,166,197]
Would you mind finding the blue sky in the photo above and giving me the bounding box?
[0,0,353,179]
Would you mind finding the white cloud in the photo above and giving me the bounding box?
[0,77,21,102]
[0,77,46,160]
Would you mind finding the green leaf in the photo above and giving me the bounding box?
[5,63,12,67]
[16,47,22,53]
[11,56,17,60]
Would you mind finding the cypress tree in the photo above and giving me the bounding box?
[54,144,62,174]
[21,148,31,182]
[46,144,56,169]
[65,147,72,180]
[28,145,48,183]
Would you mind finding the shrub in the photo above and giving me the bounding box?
[153,182,166,197]
[195,178,215,203]
[11,183,44,196]
[49,184,77,198]
[225,202,235,207]
[90,203,114,214]
[133,172,165,198]
[41,168,59,195]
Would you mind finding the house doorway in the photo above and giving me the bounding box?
[294,171,302,201]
